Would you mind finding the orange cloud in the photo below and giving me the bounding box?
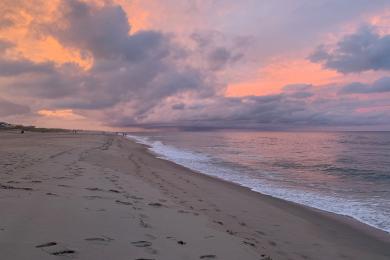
[368,9,390,35]
[38,109,85,120]
[1,0,91,68]
[1,0,171,68]
[114,0,151,32]
[226,59,339,97]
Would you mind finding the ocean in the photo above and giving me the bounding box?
[126,131,390,233]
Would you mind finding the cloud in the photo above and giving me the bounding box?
[0,97,30,116]
[171,103,186,110]
[133,0,388,60]
[309,26,390,73]
[0,0,218,118]
[0,39,14,53]
[0,59,54,76]
[207,47,243,71]
[43,0,171,62]
[37,109,85,120]
[340,77,390,94]
[1,0,389,130]
[282,84,314,98]
[108,81,390,129]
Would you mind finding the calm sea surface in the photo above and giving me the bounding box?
[127,131,390,232]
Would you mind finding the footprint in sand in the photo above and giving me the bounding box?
[226,230,237,235]
[0,184,33,191]
[86,187,103,191]
[268,240,277,246]
[51,250,76,256]
[166,236,186,245]
[36,242,57,248]
[115,200,133,205]
[256,230,266,236]
[148,202,163,207]
[57,184,71,188]
[131,241,152,247]
[85,236,113,245]
[213,220,224,226]
[130,195,144,200]
[35,241,76,256]
[139,219,150,228]
[200,255,217,259]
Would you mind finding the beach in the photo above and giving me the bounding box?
[0,132,389,260]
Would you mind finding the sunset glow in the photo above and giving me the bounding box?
[37,109,85,119]
[0,0,389,130]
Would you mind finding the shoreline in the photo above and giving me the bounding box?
[1,132,389,259]
[127,135,390,238]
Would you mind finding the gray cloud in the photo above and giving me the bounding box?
[282,84,314,98]
[1,0,389,130]
[0,59,54,76]
[340,77,390,94]
[43,0,171,62]
[0,97,30,116]
[0,39,14,53]
[172,103,186,110]
[309,26,390,73]
[189,31,246,72]
[109,81,390,129]
[207,47,243,71]
[1,0,217,117]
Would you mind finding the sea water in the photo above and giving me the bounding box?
[126,131,390,232]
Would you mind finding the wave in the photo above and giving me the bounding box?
[126,134,390,233]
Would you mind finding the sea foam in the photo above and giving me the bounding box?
[126,133,390,233]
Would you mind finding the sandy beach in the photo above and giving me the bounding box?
[0,132,389,260]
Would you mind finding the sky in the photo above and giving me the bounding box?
[0,0,389,130]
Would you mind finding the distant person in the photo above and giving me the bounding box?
[20,130,24,134]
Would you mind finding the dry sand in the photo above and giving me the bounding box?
[0,131,389,260]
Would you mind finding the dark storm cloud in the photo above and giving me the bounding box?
[0,97,30,116]
[340,77,390,94]
[309,26,390,73]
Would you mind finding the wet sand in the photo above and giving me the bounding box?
[0,131,389,259]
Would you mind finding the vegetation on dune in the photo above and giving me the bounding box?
[0,122,70,133]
